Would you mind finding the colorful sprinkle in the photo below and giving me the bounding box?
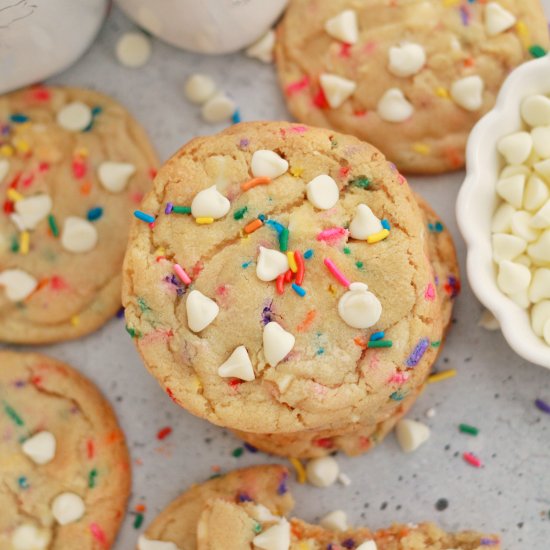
[48,214,59,237]
[156,426,172,440]
[370,331,385,341]
[350,176,371,189]
[428,369,457,384]
[286,76,309,95]
[303,249,314,259]
[368,340,393,348]
[133,513,144,529]
[529,44,547,58]
[10,113,29,124]
[196,217,214,224]
[367,228,390,244]
[18,476,29,489]
[173,264,191,285]
[87,207,103,221]
[295,251,305,285]
[316,226,348,243]
[279,227,289,251]
[390,391,405,401]
[381,219,391,230]
[232,447,244,458]
[4,403,24,426]
[412,142,431,155]
[244,218,263,234]
[535,398,550,414]
[324,258,350,288]
[90,523,107,545]
[232,110,241,124]
[241,176,271,191]
[289,458,306,484]
[428,221,444,232]
[19,231,30,255]
[287,251,298,273]
[292,283,306,297]
[134,210,155,224]
[172,205,192,214]
[276,274,285,294]
[88,469,98,488]
[234,206,248,220]
[459,424,479,436]
[406,338,430,367]
[463,452,482,468]
[266,219,285,234]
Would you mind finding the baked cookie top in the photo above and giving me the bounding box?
[0,351,130,550]
[0,86,158,344]
[138,465,293,550]
[275,0,549,174]
[123,121,458,434]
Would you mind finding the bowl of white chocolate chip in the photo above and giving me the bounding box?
[458,54,550,369]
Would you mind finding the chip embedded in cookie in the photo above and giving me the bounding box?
[0,351,130,549]
[0,86,158,344]
[275,0,550,173]
[123,121,459,458]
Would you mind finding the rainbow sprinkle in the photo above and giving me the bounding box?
[196,217,214,224]
[134,210,155,224]
[279,227,289,251]
[463,452,482,468]
[173,264,191,285]
[428,369,457,384]
[292,283,306,297]
[289,458,306,483]
[459,424,479,436]
[367,229,390,244]
[324,258,350,288]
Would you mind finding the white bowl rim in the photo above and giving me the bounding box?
[456,54,550,369]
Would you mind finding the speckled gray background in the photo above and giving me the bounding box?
[7,4,550,548]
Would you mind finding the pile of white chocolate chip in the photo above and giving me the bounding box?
[492,93,550,346]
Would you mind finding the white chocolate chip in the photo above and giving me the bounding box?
[98,161,136,193]
[524,175,549,211]
[491,203,516,233]
[22,431,56,465]
[14,194,52,230]
[492,233,526,263]
[377,88,414,122]
[544,319,550,345]
[529,268,550,303]
[246,30,276,63]
[137,536,182,550]
[0,159,9,183]
[356,542,378,550]
[56,102,92,132]
[263,322,295,367]
[395,419,431,453]
[531,199,550,228]
[388,42,426,78]
[511,210,540,242]
[515,254,532,268]
[497,132,533,165]
[521,95,550,127]
[338,282,382,329]
[324,10,359,44]
[306,456,339,487]
[184,74,217,104]
[532,126,550,159]
[484,2,516,36]
[319,73,357,109]
[500,164,530,179]
[320,510,348,531]
[11,524,51,550]
[306,174,339,210]
[528,229,550,263]
[251,150,289,179]
[201,93,236,123]
[496,174,525,209]
[478,309,500,331]
[61,217,98,254]
[450,76,484,111]
[191,185,230,219]
[250,504,281,522]
[531,300,550,336]
[349,203,383,239]
[0,269,37,302]
[510,288,530,308]
[256,247,289,282]
[218,346,255,381]
[252,518,290,550]
[116,32,152,67]
[534,158,550,182]
[186,290,219,332]
[497,260,532,295]
[338,472,351,486]
[51,492,85,525]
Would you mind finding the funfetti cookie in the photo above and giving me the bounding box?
[0,351,131,549]
[0,86,158,344]
[275,0,549,174]
[137,465,294,550]
[137,465,500,550]
[122,121,459,458]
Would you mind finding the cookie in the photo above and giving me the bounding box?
[275,0,549,173]
[0,85,158,344]
[138,465,293,550]
[122,121,459,457]
[0,351,130,549]
[137,465,500,550]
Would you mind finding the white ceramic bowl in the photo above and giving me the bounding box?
[457,55,550,369]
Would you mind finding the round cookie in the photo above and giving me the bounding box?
[122,121,458,456]
[0,351,131,549]
[138,465,293,550]
[275,0,549,174]
[0,86,158,344]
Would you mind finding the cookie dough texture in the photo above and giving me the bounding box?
[0,86,158,344]
[275,0,549,174]
[140,465,500,550]
[0,351,131,549]
[123,121,459,458]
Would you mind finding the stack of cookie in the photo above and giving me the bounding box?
[123,121,459,458]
